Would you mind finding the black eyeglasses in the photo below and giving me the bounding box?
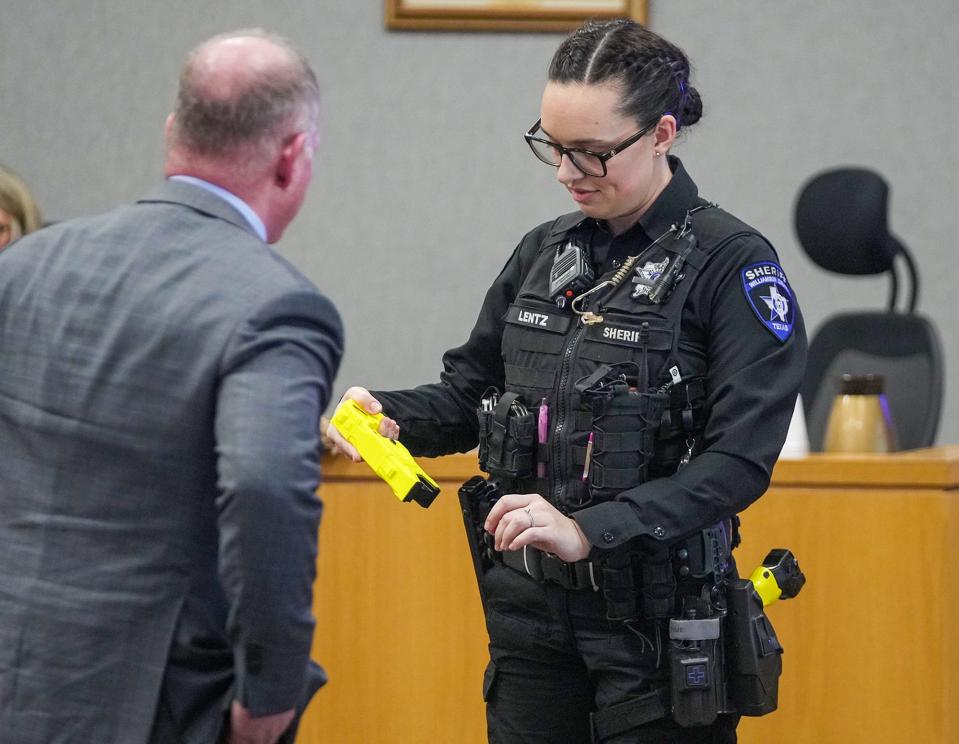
[524,118,657,177]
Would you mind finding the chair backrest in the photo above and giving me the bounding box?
[801,311,943,451]
[795,168,899,276]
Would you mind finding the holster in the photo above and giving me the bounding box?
[457,476,502,608]
[724,579,783,716]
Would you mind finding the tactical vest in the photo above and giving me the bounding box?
[499,205,759,514]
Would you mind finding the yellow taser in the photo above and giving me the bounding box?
[749,549,805,607]
[330,399,440,508]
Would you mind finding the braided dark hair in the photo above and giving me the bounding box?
[548,19,702,131]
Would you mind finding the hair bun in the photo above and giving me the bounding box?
[680,85,703,128]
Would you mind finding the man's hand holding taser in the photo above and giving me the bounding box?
[324,386,400,461]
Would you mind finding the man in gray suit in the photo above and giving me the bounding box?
[0,30,342,744]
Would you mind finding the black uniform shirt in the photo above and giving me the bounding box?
[589,158,697,275]
[375,158,807,553]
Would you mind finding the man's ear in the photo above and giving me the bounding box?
[164,114,176,145]
[275,132,309,188]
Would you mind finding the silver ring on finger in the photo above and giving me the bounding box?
[524,507,534,529]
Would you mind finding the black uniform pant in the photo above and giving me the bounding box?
[481,562,738,744]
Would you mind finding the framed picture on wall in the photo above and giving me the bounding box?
[385,0,647,32]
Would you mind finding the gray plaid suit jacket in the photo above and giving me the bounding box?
[0,180,343,743]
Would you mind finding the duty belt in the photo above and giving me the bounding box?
[499,545,601,591]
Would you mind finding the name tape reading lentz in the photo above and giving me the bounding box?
[508,305,569,333]
[516,310,549,327]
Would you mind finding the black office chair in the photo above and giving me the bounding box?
[794,167,944,451]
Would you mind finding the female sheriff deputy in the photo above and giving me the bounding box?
[329,19,807,744]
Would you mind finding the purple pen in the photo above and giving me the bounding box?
[537,398,548,478]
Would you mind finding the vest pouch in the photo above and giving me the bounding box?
[477,391,536,482]
[724,578,782,716]
[579,315,674,388]
[501,301,570,399]
[478,407,492,472]
[659,377,707,438]
[579,381,667,502]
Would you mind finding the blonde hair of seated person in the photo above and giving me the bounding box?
[0,165,42,249]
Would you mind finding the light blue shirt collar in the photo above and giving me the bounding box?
[169,175,267,242]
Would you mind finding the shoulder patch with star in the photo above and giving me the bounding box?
[740,261,795,342]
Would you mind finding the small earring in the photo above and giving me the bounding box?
[655,151,663,157]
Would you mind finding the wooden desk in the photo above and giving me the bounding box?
[296,456,487,744]
[296,448,959,744]
[738,447,959,744]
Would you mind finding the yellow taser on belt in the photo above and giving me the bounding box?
[749,549,805,607]
[330,399,440,508]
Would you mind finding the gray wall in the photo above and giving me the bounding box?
[2,1,957,443]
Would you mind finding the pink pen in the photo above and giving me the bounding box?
[581,432,595,482]
[537,398,548,478]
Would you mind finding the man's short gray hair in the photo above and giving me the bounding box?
[173,29,320,158]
